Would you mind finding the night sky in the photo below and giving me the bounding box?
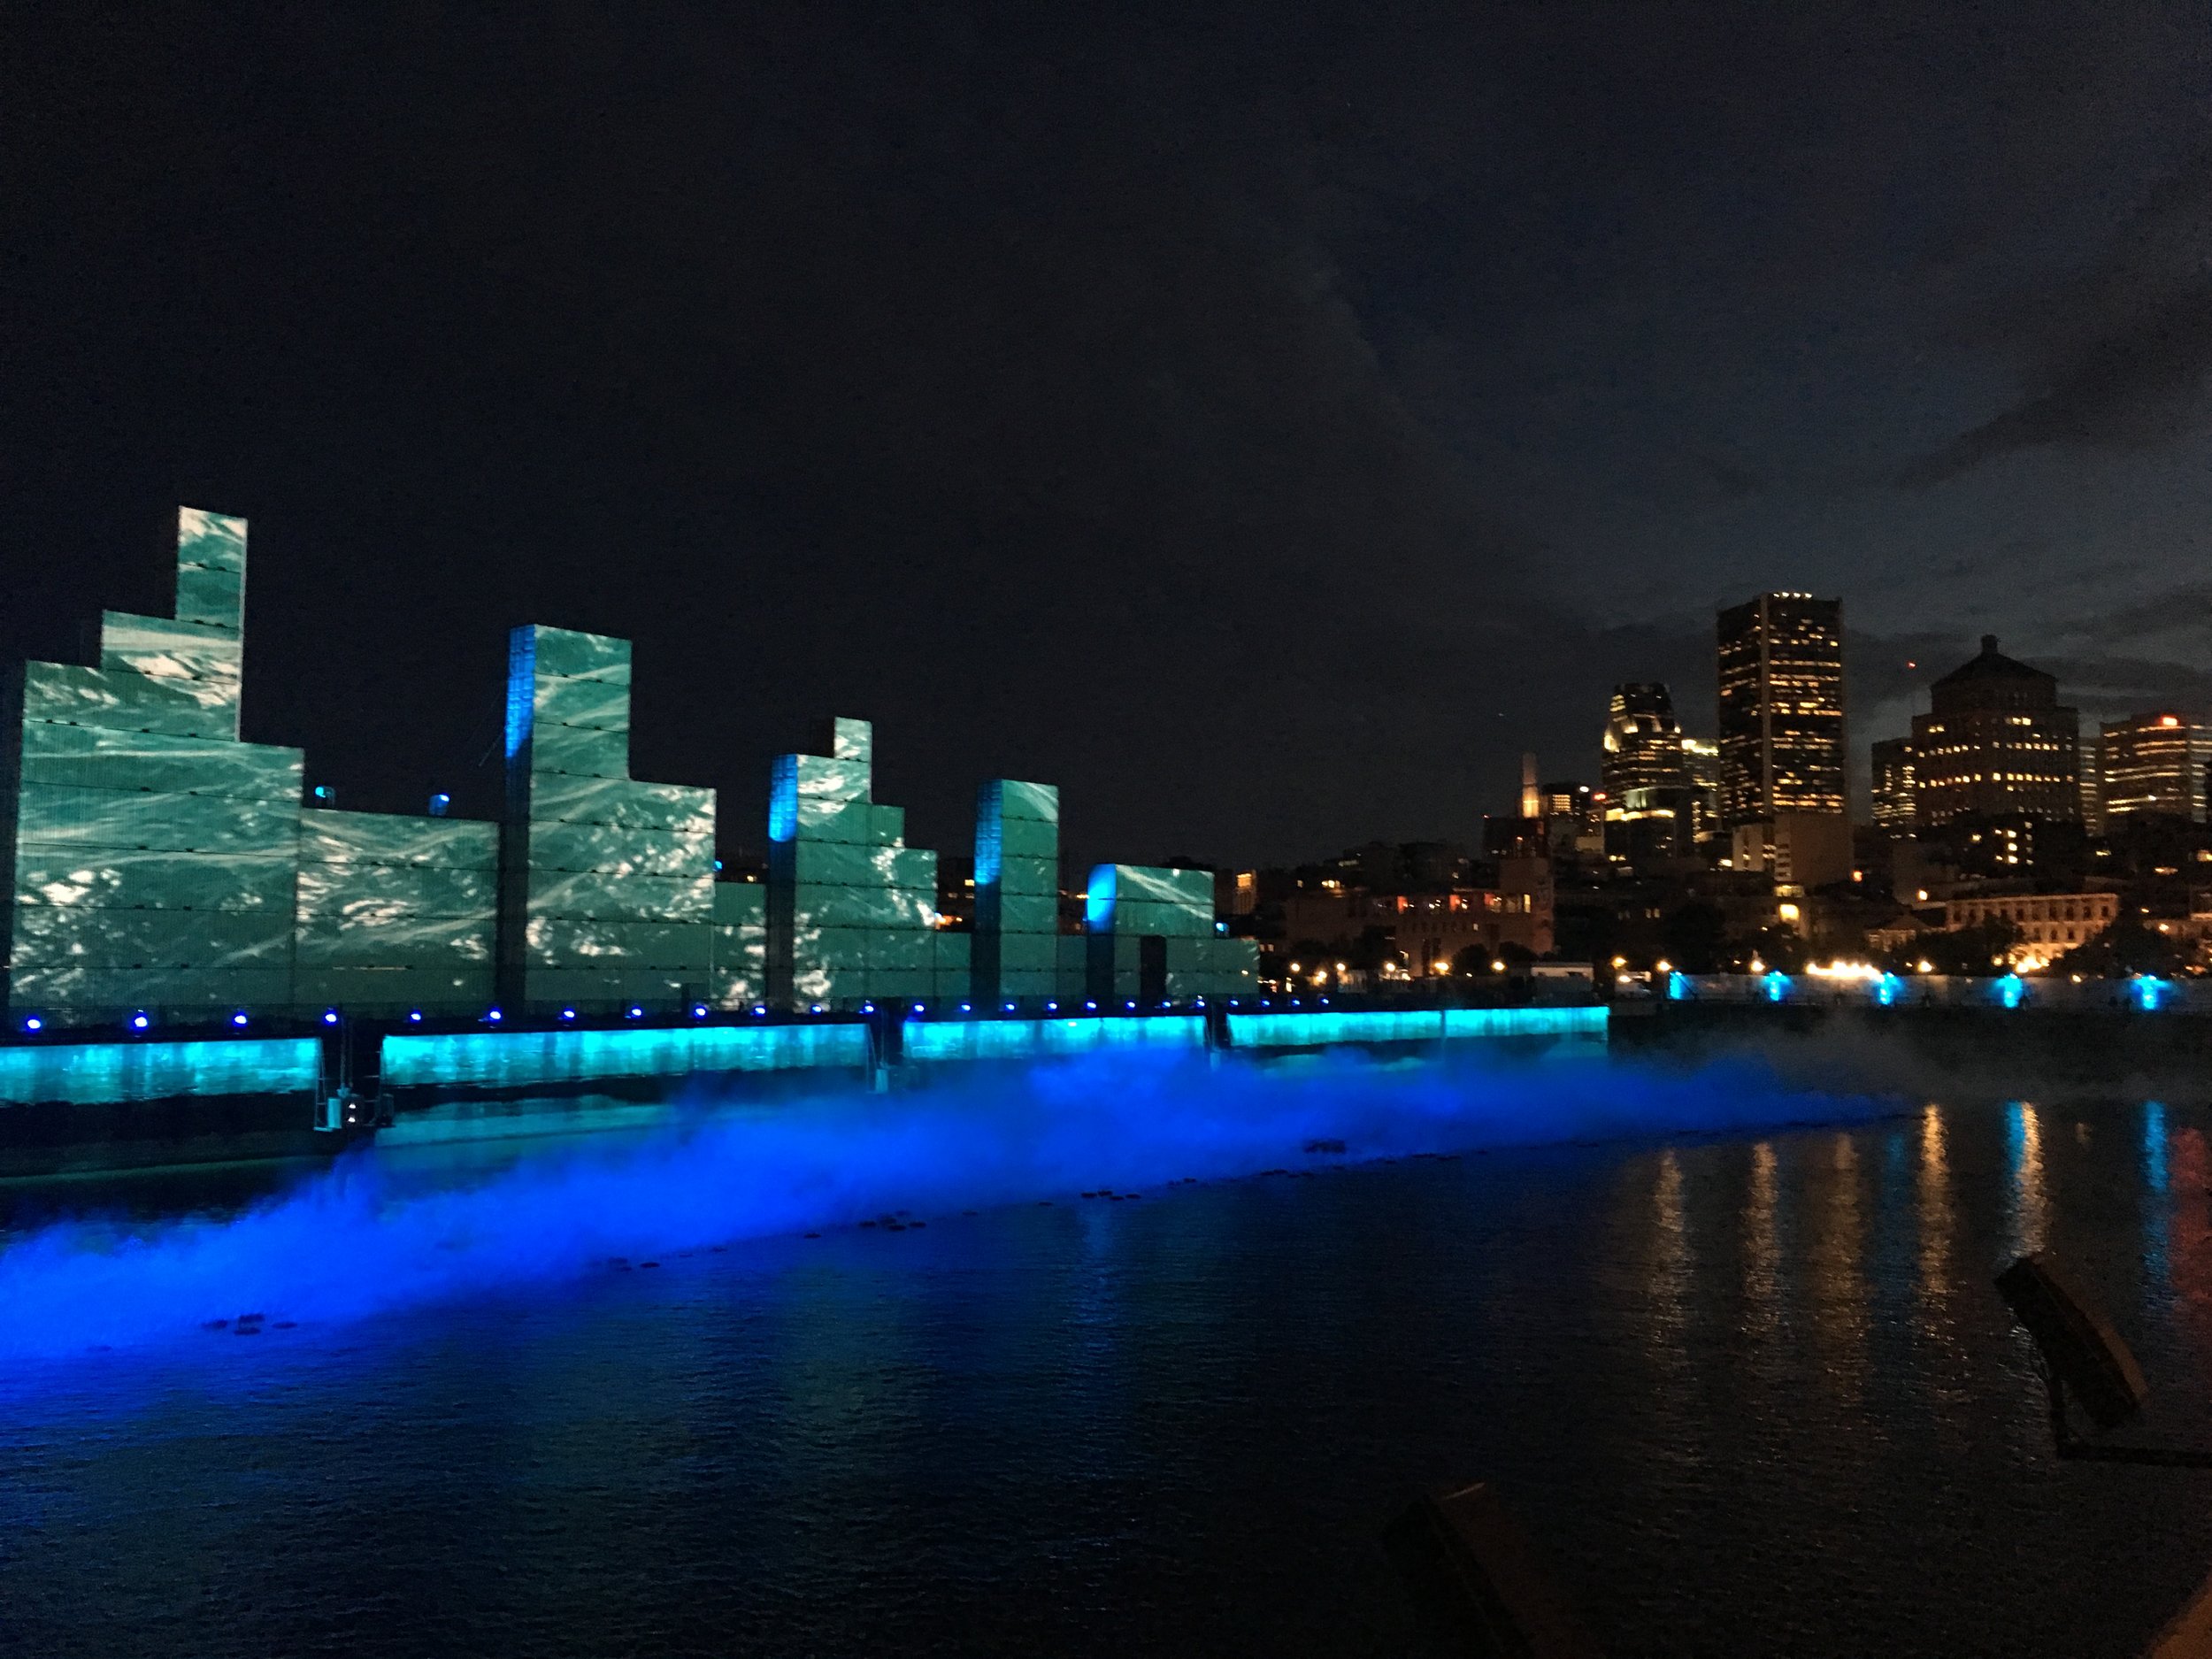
[5,4,2210,867]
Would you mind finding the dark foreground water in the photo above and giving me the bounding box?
[4,1051,2212,1655]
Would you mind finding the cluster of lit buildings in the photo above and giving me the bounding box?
[1263,589,2209,985]
[1870,638,2212,836]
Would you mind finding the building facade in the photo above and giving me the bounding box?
[1278,856,1554,968]
[1601,682,1694,861]
[1909,636,2079,826]
[1870,736,1916,832]
[1942,891,2118,962]
[1716,592,1847,827]
[2100,712,2211,824]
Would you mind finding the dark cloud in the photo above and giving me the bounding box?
[1899,146,2212,488]
[2061,584,2212,649]
[2036,654,2212,721]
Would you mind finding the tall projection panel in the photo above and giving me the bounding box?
[767,716,942,1009]
[500,625,716,1012]
[4,509,303,1019]
[972,778,1060,1004]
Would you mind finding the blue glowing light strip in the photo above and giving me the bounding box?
[0,1037,321,1107]
[1225,1006,1607,1049]
[902,1015,1207,1063]
[380,1023,870,1089]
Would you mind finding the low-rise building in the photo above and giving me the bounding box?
[1942,890,2118,960]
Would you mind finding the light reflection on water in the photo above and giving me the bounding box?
[4,1075,2212,1656]
[2007,1099,2047,1259]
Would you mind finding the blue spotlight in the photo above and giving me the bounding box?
[1046,1001,1058,1012]
[231,1011,249,1028]
[627,1005,643,1019]
[692,1004,709,1019]
[1085,1001,1097,1011]
[322,1010,340,1025]
[1002,1001,1016,1012]
[22,1016,41,1033]
[911,1002,926,1014]
[959,1002,972,1013]
[487,1008,503,1023]
[129,1012,149,1031]
[1996,973,2024,1010]
[408,1010,423,1024]
[861,1002,876,1014]
[1125,1000,1137,1010]
[809,1004,824,1015]
[752,1005,766,1017]
[561,1007,577,1021]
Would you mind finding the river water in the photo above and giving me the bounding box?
[3,1049,2210,1655]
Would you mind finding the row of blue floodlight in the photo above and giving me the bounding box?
[16,994,1334,1039]
[1667,970,2171,1012]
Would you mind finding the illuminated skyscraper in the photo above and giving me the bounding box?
[2100,711,2210,823]
[1679,736,1721,846]
[1601,682,1692,859]
[1716,593,1846,826]
[1870,736,1916,831]
[1909,636,2078,826]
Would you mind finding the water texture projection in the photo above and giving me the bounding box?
[2,509,303,1013]
[1,509,1261,1021]
[1083,862,1257,1002]
[0,1045,1894,1368]
[501,624,719,1012]
[767,716,968,1007]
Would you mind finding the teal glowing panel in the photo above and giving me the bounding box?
[380,1022,869,1089]
[1084,864,1213,935]
[902,1014,1206,1062]
[0,1036,319,1106]
[294,808,497,1010]
[97,612,242,692]
[17,723,301,798]
[501,623,718,1010]
[1225,1006,1609,1048]
[4,508,313,1018]
[767,717,942,1009]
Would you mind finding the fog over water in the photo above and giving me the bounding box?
[4,1040,2209,1655]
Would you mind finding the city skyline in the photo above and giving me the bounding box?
[8,9,2212,867]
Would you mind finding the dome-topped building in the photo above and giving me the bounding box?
[1909,635,2080,826]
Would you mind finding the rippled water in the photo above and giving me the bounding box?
[4,1055,2210,1655]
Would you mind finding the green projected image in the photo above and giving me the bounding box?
[4,509,303,1017]
[500,624,718,1014]
[767,717,955,1009]
[3,507,1259,1025]
[295,809,497,1014]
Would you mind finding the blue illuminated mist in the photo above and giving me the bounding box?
[0,1048,1895,1364]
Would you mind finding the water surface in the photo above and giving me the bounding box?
[3,1056,2208,1655]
